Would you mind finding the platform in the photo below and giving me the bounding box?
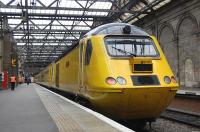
[177,87,200,96]
[0,83,133,132]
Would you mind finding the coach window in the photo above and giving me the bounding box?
[85,39,93,65]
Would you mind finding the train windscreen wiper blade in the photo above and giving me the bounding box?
[111,46,136,57]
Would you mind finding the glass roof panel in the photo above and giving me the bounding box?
[90,2,112,9]
[63,1,82,8]
[39,0,55,7]
[59,20,74,25]
[148,0,155,2]
[31,20,51,25]
[48,1,57,7]
[14,36,23,39]
[34,36,44,39]
[0,0,7,4]
[17,43,26,46]
[8,19,21,24]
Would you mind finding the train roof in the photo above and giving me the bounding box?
[84,23,149,37]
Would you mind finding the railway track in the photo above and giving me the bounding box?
[176,93,200,100]
[160,108,200,128]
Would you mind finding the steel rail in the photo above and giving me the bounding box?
[160,109,200,128]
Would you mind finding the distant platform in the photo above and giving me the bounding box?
[0,83,133,132]
[177,87,200,96]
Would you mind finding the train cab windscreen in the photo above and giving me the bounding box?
[104,36,159,57]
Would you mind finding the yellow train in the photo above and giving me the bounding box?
[35,23,179,123]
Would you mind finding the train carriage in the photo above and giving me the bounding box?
[35,23,179,123]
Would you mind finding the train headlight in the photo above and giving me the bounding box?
[106,77,116,85]
[164,76,171,84]
[117,77,126,85]
[171,76,177,83]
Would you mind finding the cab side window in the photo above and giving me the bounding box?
[85,39,93,65]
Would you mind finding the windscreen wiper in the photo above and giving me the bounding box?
[111,46,136,57]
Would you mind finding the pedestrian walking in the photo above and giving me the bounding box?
[18,76,23,84]
[10,74,16,91]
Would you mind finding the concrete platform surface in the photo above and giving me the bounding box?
[0,84,59,132]
[177,87,200,96]
[0,83,134,132]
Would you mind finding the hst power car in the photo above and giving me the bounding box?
[35,23,179,124]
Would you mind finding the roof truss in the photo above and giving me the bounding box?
[0,0,170,74]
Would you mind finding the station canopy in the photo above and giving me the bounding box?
[0,0,171,73]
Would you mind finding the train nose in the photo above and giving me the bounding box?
[115,88,177,119]
[126,92,162,116]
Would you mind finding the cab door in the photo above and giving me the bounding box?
[79,40,86,94]
[56,63,59,88]
[79,39,93,94]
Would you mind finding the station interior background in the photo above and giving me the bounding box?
[0,0,199,89]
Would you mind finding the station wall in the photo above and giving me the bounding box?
[135,0,200,88]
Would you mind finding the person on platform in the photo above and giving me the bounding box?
[10,74,16,91]
[18,76,23,84]
[26,77,30,85]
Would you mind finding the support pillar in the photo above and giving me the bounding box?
[1,16,18,89]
